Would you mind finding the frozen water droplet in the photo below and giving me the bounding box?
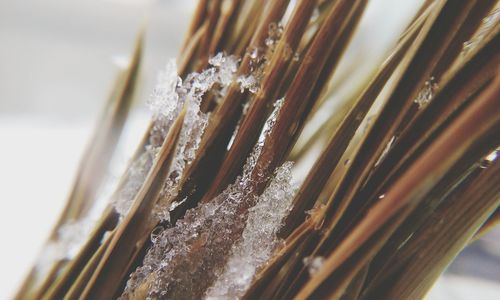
[265,38,274,47]
[303,256,325,276]
[250,47,259,59]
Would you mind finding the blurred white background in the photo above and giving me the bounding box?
[0,0,498,299]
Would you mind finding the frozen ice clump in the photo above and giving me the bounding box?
[237,75,259,94]
[205,161,297,299]
[112,53,240,221]
[148,59,182,118]
[154,53,239,221]
[303,256,326,276]
[113,147,156,216]
[119,97,289,299]
[38,217,94,273]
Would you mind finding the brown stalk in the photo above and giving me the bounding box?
[366,161,500,299]
[201,0,318,202]
[295,69,500,299]
[15,32,143,300]
[354,29,499,228]
[167,0,290,222]
[279,12,422,237]
[79,108,185,299]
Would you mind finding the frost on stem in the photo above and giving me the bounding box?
[38,218,94,273]
[119,97,295,300]
[205,161,297,299]
[303,256,326,276]
[112,53,245,220]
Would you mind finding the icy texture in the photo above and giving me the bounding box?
[154,53,239,221]
[414,76,438,109]
[205,161,296,299]
[112,54,240,220]
[38,218,94,272]
[237,75,259,94]
[303,256,326,276]
[120,98,289,299]
[148,59,182,119]
[113,148,156,216]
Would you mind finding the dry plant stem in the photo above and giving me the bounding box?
[241,2,370,296]
[40,116,158,300]
[362,151,498,298]
[229,0,267,56]
[238,3,369,297]
[63,231,115,299]
[209,0,242,54]
[281,0,367,159]
[340,263,369,300]
[168,0,290,222]
[40,207,118,300]
[60,31,143,221]
[195,0,222,71]
[280,11,420,237]
[314,0,475,247]
[295,70,500,299]
[370,161,500,299]
[358,29,499,223]
[15,34,143,300]
[178,22,208,78]
[250,0,368,191]
[396,0,497,135]
[79,110,185,300]
[180,0,208,52]
[200,0,316,202]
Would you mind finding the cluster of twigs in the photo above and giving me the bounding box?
[16,0,499,299]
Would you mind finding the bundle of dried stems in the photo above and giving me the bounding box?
[16,0,499,299]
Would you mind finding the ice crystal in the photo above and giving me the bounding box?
[154,53,239,221]
[205,161,297,299]
[38,218,94,272]
[303,256,326,276]
[414,76,438,109]
[113,148,156,216]
[237,75,259,93]
[112,54,240,221]
[148,59,182,119]
[120,97,288,299]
